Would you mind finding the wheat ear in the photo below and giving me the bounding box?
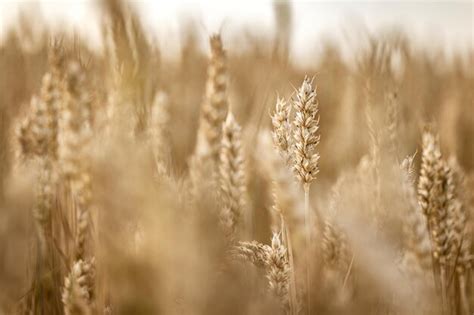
[195,34,228,163]
[189,34,229,200]
[233,233,291,312]
[18,48,64,252]
[271,96,292,160]
[418,130,449,310]
[60,61,94,261]
[400,155,432,273]
[219,112,246,242]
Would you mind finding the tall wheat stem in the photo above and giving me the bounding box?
[282,217,297,315]
[440,266,447,314]
[459,274,470,315]
[304,183,311,315]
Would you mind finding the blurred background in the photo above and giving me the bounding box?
[0,0,473,176]
[1,0,472,63]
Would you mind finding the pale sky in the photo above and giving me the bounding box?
[0,1,472,62]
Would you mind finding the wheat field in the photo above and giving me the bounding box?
[0,1,473,314]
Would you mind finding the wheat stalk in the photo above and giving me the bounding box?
[290,76,320,314]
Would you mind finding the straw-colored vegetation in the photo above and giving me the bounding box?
[0,1,472,314]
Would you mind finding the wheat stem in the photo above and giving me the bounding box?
[282,218,297,315]
[458,273,470,315]
[304,183,311,315]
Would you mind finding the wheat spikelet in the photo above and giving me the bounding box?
[195,34,228,163]
[418,131,444,218]
[271,96,292,159]
[232,241,270,268]
[62,258,95,315]
[219,112,246,241]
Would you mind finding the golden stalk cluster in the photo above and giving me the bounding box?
[0,4,473,315]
